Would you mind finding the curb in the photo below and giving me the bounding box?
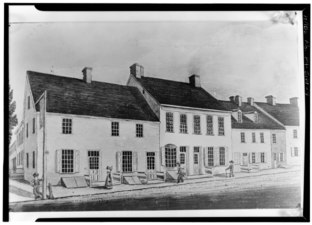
[9,168,300,205]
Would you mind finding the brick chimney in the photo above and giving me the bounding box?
[235,95,242,107]
[130,63,144,78]
[290,97,298,106]
[82,67,92,83]
[229,96,235,102]
[247,97,254,106]
[189,74,201,88]
[265,95,276,106]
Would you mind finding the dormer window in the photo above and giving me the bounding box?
[254,112,259,123]
[237,110,242,123]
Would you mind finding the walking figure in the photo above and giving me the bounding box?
[31,172,43,200]
[177,162,185,183]
[104,166,113,189]
[225,160,235,178]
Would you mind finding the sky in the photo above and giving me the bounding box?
[9,7,303,138]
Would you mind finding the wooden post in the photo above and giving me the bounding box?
[41,91,47,199]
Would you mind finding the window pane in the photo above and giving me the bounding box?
[165,147,176,168]
[219,147,225,165]
[62,149,74,173]
[122,151,132,172]
[194,115,201,134]
[166,112,174,132]
[180,114,187,133]
[218,117,225,136]
[206,115,213,135]
[112,122,119,136]
[208,147,214,166]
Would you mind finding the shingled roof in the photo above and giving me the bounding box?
[136,76,227,111]
[27,71,159,122]
[255,102,299,126]
[220,101,285,130]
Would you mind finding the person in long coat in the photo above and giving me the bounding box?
[104,166,113,189]
[225,160,235,178]
[177,162,185,183]
[31,172,43,200]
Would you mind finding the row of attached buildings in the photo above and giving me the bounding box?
[9,63,302,185]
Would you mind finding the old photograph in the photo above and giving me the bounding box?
[6,4,307,221]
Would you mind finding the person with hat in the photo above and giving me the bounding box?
[225,160,235,178]
[176,162,185,183]
[31,172,43,200]
[104,166,113,189]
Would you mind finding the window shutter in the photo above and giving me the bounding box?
[161,147,166,166]
[204,147,208,167]
[224,147,229,166]
[155,151,160,171]
[249,153,252,164]
[99,151,103,180]
[143,152,147,172]
[214,147,219,166]
[116,152,121,172]
[132,151,138,172]
[291,148,293,157]
[56,149,61,173]
[256,152,260,163]
[185,146,190,175]
[199,147,204,174]
[74,150,80,173]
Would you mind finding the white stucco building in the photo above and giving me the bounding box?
[127,63,233,178]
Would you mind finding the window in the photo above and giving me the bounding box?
[208,147,214,166]
[28,96,30,109]
[241,132,245,143]
[193,115,201,134]
[136,124,143,137]
[260,133,264,143]
[62,118,72,134]
[294,147,299,157]
[280,153,284,162]
[32,118,35,134]
[26,153,29,168]
[62,149,74,173]
[26,123,28,138]
[166,112,174,133]
[111,122,119,136]
[32,151,35,168]
[252,152,256,163]
[165,146,176,168]
[252,132,256,143]
[293,129,298,139]
[122,151,132,172]
[218,117,225,136]
[237,111,242,123]
[88,151,99,170]
[272,134,276,143]
[180,146,186,165]
[261,152,265,163]
[194,147,200,153]
[194,153,199,164]
[219,147,225,166]
[206,115,214,135]
[147,152,155,170]
[180,114,188,133]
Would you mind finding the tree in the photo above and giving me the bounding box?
[9,85,18,144]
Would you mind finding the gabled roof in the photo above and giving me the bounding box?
[255,102,299,126]
[136,76,227,111]
[220,101,285,130]
[27,71,159,122]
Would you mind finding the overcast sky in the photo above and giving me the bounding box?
[9,7,303,137]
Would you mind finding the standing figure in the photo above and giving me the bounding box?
[31,172,43,200]
[225,160,235,178]
[177,162,185,183]
[104,166,113,189]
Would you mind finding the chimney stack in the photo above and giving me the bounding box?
[229,96,235,102]
[265,95,276,106]
[130,63,144,78]
[247,97,254,106]
[290,97,298,106]
[82,67,92,83]
[235,95,242,107]
[189,74,201,88]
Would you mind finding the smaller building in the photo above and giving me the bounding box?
[9,141,17,174]
[220,95,286,171]
[9,122,25,175]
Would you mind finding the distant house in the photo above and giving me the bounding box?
[220,96,286,171]
[127,63,233,178]
[9,141,17,174]
[23,68,159,185]
[255,96,300,166]
[9,122,25,176]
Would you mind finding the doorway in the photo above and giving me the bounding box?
[193,147,200,175]
[242,153,248,166]
[88,151,100,181]
[146,152,156,180]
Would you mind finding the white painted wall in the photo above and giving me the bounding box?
[44,113,160,185]
[270,130,287,168]
[285,126,301,165]
[159,106,232,176]
[231,129,272,171]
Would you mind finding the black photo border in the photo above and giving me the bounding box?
[3,3,310,222]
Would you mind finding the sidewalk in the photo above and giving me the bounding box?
[9,165,301,203]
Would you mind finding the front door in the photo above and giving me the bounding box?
[273,153,277,168]
[242,153,248,166]
[88,151,100,181]
[193,152,199,175]
[146,152,156,180]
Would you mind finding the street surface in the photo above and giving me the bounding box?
[9,169,302,211]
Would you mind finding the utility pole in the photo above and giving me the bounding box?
[40,91,47,199]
